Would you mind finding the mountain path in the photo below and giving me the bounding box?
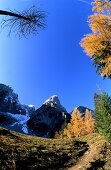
[68,138,105,170]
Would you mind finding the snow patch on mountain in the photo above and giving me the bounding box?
[44,95,60,105]
[43,95,67,112]
[28,105,34,108]
[7,109,30,134]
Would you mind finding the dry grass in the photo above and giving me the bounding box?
[0,127,88,170]
[0,127,110,170]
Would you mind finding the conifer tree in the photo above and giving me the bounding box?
[54,108,95,139]
[54,131,60,139]
[70,108,83,137]
[80,0,111,79]
[63,127,72,139]
[94,91,111,140]
[84,109,95,135]
[66,108,95,138]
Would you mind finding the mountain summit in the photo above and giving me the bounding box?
[0,85,70,137]
[43,95,67,112]
[0,84,93,138]
[27,95,69,137]
[44,95,60,105]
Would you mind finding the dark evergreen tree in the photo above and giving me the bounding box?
[94,92,111,140]
[94,93,101,106]
[58,120,67,135]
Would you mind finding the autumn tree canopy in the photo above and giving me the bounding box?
[80,0,111,79]
[67,108,95,138]
[54,108,95,139]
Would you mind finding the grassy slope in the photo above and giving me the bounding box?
[0,127,88,170]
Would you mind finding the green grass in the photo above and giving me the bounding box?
[0,127,88,170]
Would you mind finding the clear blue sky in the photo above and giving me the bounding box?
[0,0,111,112]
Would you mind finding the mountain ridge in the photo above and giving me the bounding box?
[0,83,93,137]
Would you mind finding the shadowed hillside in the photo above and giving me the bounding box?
[0,126,88,170]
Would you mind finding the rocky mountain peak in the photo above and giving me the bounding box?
[77,106,93,114]
[43,95,67,112]
[43,95,60,105]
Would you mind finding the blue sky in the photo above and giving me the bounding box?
[0,0,111,112]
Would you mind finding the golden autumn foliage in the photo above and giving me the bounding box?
[69,108,84,138]
[63,127,72,139]
[54,131,63,139]
[92,0,111,13]
[54,108,95,139]
[83,109,95,135]
[80,0,111,79]
[54,131,60,139]
[65,108,95,138]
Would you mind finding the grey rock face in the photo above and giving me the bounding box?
[0,84,94,138]
[0,84,18,113]
[0,84,35,134]
[0,112,16,125]
[71,106,94,117]
[27,95,70,138]
[43,95,67,113]
[0,84,35,115]
[77,106,94,115]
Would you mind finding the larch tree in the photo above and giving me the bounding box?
[64,108,95,139]
[63,126,72,139]
[54,131,60,139]
[83,109,95,135]
[68,108,84,138]
[80,0,111,79]
[0,6,47,38]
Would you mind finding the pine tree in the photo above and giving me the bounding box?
[80,0,111,79]
[94,93,101,106]
[59,119,67,136]
[94,91,111,140]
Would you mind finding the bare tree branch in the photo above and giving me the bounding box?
[0,6,48,38]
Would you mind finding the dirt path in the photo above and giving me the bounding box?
[68,137,105,170]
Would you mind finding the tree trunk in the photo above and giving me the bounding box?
[0,10,31,21]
